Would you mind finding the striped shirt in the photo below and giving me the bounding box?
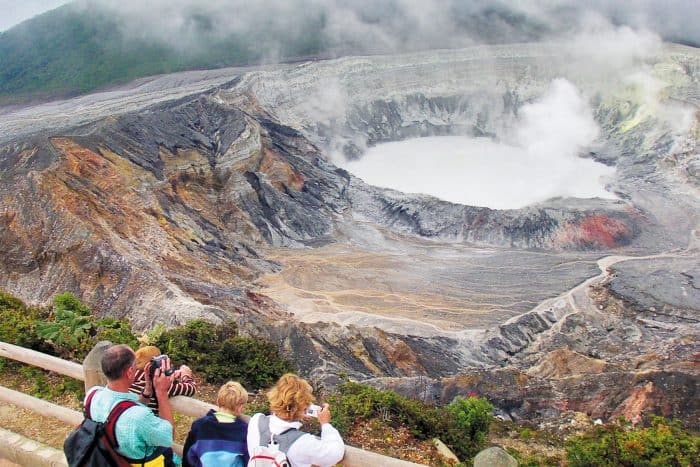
[128,369,197,415]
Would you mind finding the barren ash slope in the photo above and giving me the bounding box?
[1,39,699,426]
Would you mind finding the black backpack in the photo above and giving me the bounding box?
[64,389,136,467]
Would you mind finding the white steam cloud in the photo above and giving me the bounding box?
[75,0,700,56]
[310,17,691,210]
[338,79,615,209]
[57,1,693,210]
[565,13,663,69]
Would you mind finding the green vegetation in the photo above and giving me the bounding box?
[36,292,137,359]
[0,290,291,391]
[37,292,98,357]
[0,291,86,400]
[506,447,562,467]
[152,319,294,389]
[0,4,327,104]
[94,316,140,351]
[566,417,700,467]
[328,381,493,461]
[447,396,494,457]
[2,290,699,465]
[0,291,50,351]
[17,365,84,401]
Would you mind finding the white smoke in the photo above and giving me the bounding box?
[320,18,693,209]
[71,0,700,56]
[338,79,616,209]
[513,79,599,160]
[565,14,663,69]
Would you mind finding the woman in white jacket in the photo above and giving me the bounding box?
[247,374,345,467]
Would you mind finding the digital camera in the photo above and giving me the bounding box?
[149,354,175,380]
[305,404,321,418]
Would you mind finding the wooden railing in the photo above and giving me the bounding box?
[0,341,425,467]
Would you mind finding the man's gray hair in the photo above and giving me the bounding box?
[101,344,135,381]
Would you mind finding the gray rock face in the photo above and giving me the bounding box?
[0,42,698,427]
[608,258,700,323]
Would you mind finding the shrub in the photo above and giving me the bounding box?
[218,336,294,389]
[566,417,700,467]
[244,398,271,416]
[141,323,167,346]
[153,319,293,389]
[0,291,49,350]
[53,292,92,316]
[95,317,138,349]
[153,319,238,372]
[446,396,494,457]
[507,447,562,467]
[0,291,26,311]
[33,292,139,358]
[36,292,96,358]
[327,382,493,461]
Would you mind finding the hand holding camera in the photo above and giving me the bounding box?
[149,355,175,379]
[305,404,321,418]
[147,355,174,398]
[317,403,331,425]
[305,403,331,425]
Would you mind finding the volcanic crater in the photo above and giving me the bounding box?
[1,42,698,425]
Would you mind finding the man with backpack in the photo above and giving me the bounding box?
[66,343,178,466]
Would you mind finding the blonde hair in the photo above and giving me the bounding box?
[267,373,315,421]
[134,346,161,371]
[217,381,248,412]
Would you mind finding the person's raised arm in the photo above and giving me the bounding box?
[136,363,155,405]
[152,358,176,436]
[168,365,197,397]
[294,403,345,466]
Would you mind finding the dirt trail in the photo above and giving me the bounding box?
[0,402,74,449]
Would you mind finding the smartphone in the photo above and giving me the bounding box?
[305,404,321,418]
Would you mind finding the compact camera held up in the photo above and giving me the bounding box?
[305,404,321,418]
[148,354,175,380]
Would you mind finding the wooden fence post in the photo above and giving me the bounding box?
[82,340,112,391]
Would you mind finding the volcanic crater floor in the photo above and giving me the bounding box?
[255,227,601,336]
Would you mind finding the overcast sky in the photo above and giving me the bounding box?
[0,0,71,31]
[2,0,698,47]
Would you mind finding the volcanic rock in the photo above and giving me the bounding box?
[0,42,698,427]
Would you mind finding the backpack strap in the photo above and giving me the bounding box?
[104,400,138,449]
[275,428,307,455]
[83,389,137,467]
[101,402,175,467]
[83,386,101,420]
[257,415,307,454]
[257,415,274,446]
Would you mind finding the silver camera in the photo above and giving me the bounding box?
[305,404,321,418]
[148,354,174,379]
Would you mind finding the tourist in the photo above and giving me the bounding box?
[129,345,197,415]
[247,374,345,467]
[182,381,250,467]
[88,344,177,465]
